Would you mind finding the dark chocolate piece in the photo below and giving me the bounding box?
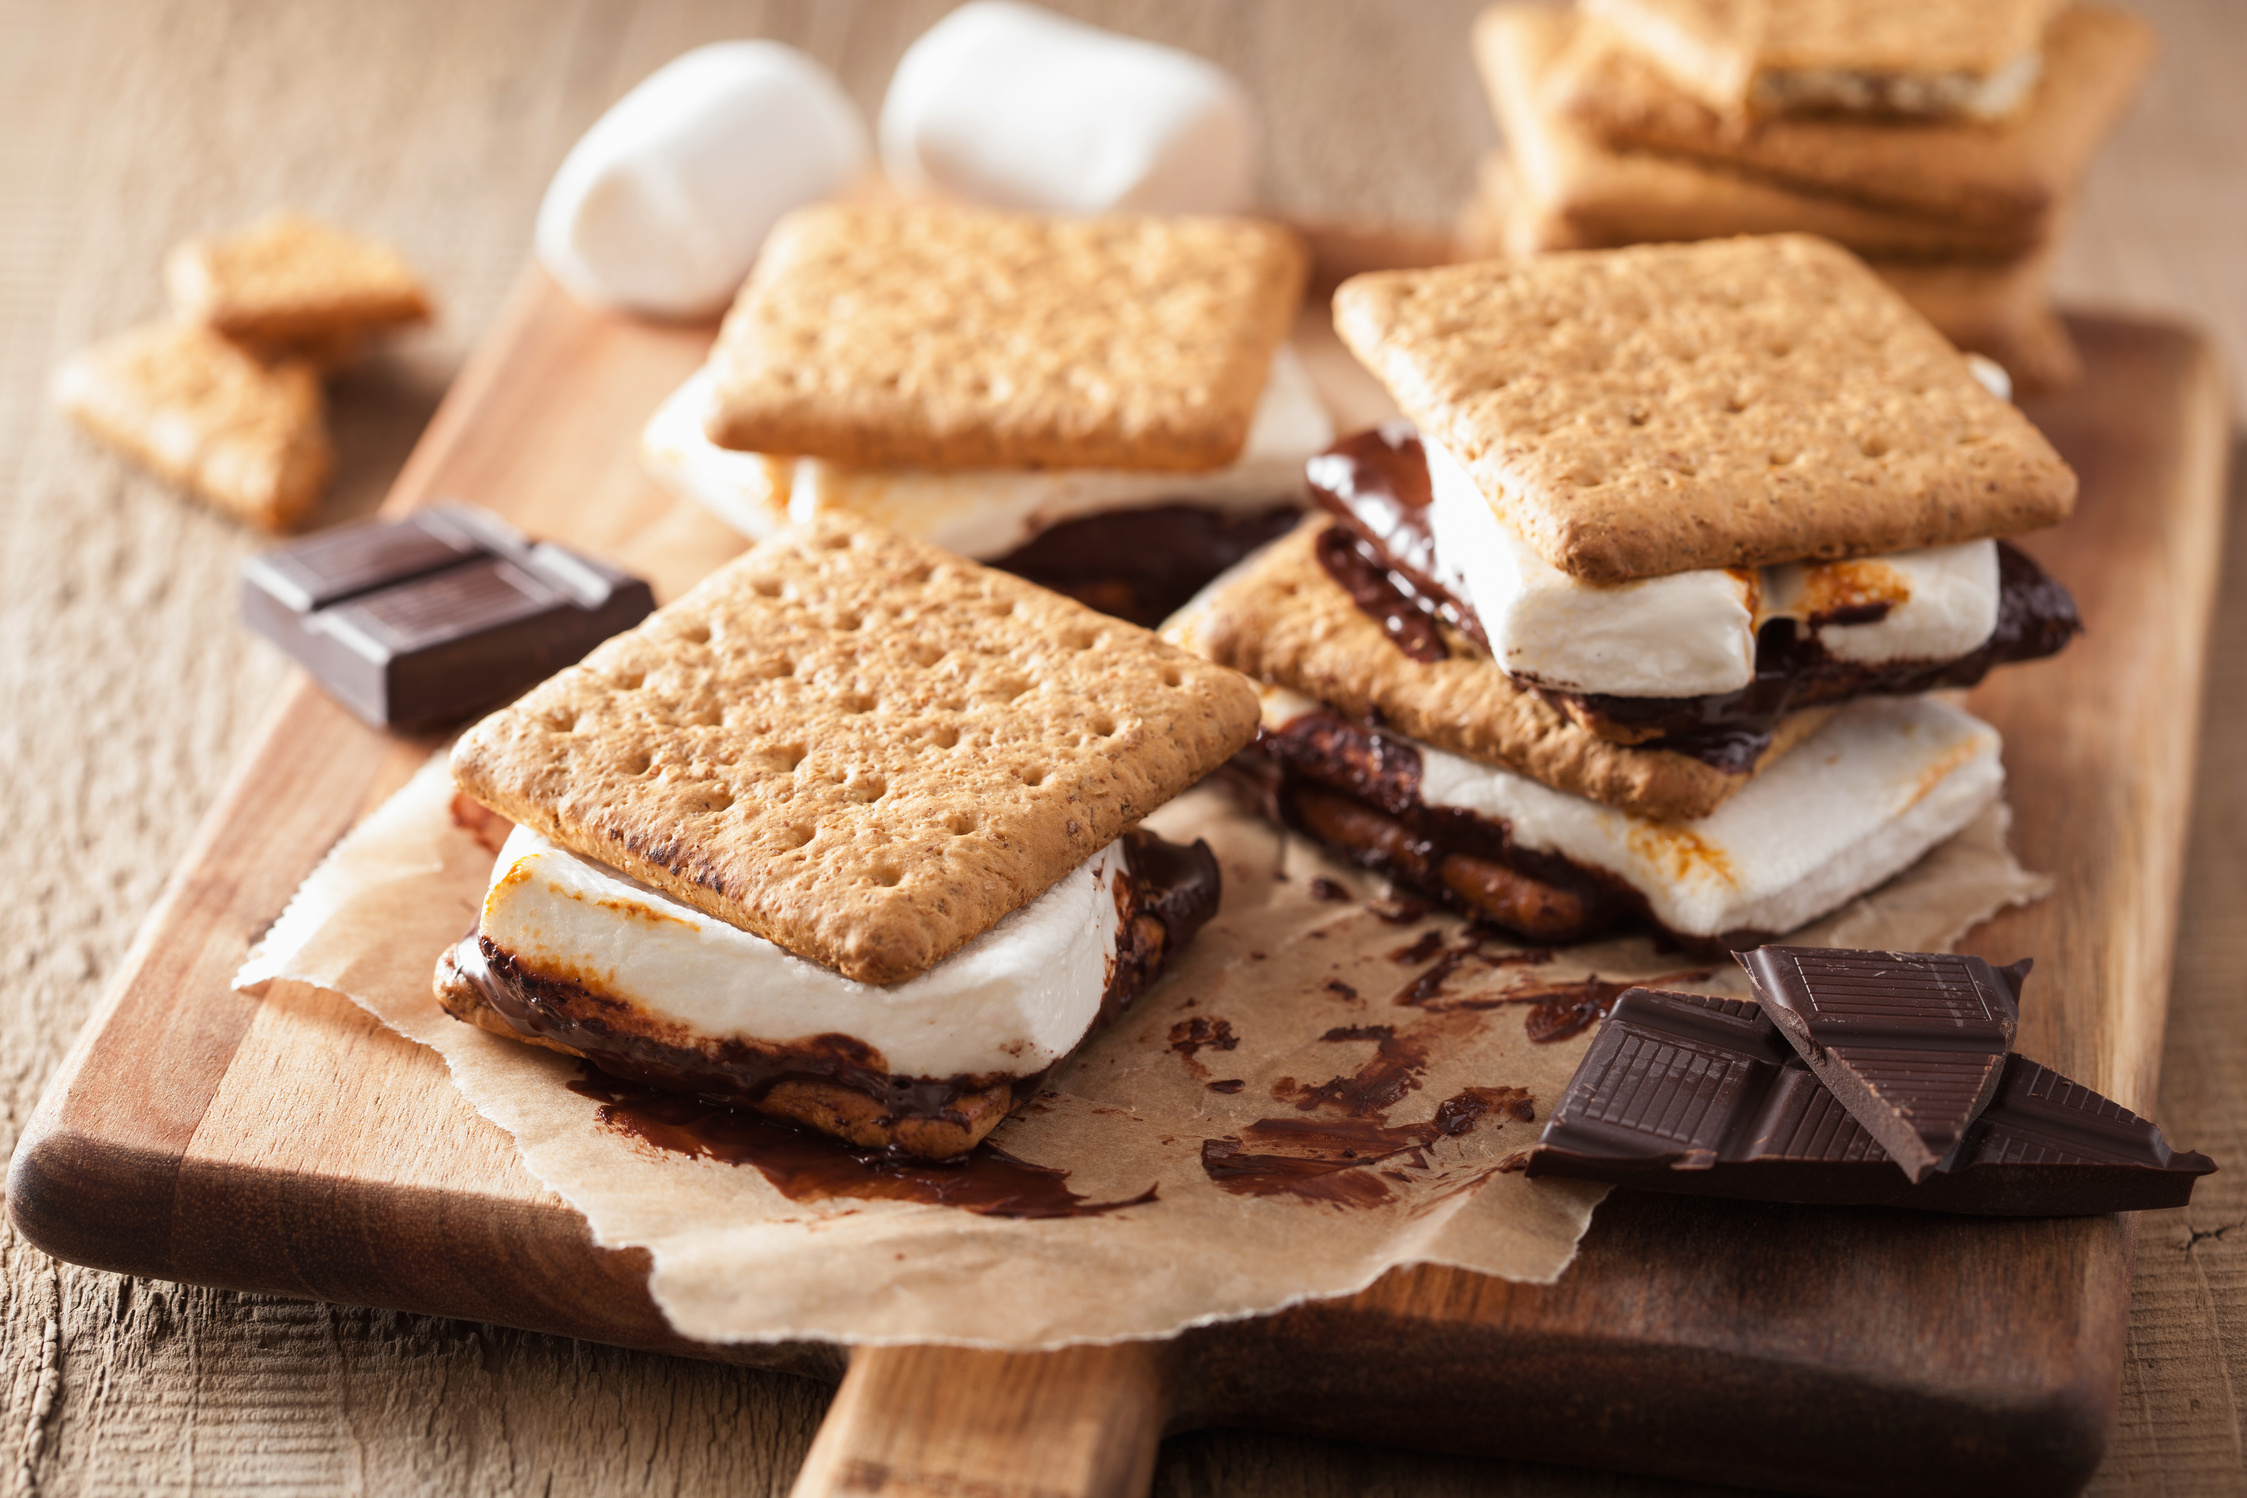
[1525,988,2214,1215]
[1738,946,2029,1182]
[1304,428,2082,766]
[241,503,654,730]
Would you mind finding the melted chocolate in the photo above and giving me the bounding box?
[457,827,1222,1137]
[990,502,1300,628]
[1306,428,2082,762]
[1222,713,1773,956]
[1201,1089,1536,1206]
[566,1069,1156,1219]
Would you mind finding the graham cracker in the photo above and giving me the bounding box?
[1457,152,2083,393]
[1332,235,2078,583]
[432,953,1011,1157]
[703,203,1307,471]
[165,211,433,349]
[1580,0,2066,119]
[1165,522,1831,823]
[1551,5,2155,231]
[450,513,1259,987]
[1476,7,2043,262]
[51,320,333,532]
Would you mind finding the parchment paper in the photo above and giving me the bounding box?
[238,753,2048,1349]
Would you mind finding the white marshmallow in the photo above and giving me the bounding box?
[1967,354,2013,402]
[1426,438,1758,698]
[537,42,869,319]
[638,367,793,537]
[1766,543,2000,666]
[880,1,1257,215]
[1423,439,2003,698]
[1255,685,2003,939]
[479,827,1126,1080]
[644,345,1331,557]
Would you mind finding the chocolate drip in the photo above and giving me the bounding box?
[454,828,1222,1128]
[1304,428,2082,764]
[989,501,1299,628]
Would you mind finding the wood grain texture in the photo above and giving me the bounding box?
[0,1,2239,1495]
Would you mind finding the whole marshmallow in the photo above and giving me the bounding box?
[537,42,868,318]
[880,1,1257,215]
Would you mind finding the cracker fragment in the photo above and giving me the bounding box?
[451,514,1259,986]
[165,211,433,349]
[1165,522,1830,823]
[1550,5,2154,230]
[703,202,1307,471]
[1333,235,2077,584]
[51,320,333,531]
[1581,0,2066,119]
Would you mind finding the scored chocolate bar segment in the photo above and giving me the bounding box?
[1736,946,2029,1182]
[241,502,654,731]
[1525,988,2214,1215]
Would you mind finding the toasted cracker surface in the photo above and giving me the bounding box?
[165,211,432,344]
[703,203,1306,471]
[51,320,332,531]
[1581,0,2065,115]
[1475,8,2043,262]
[1553,6,2153,229]
[1166,522,1828,822]
[1333,234,2077,583]
[451,513,1259,986]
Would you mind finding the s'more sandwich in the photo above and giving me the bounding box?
[435,514,1258,1159]
[642,201,1332,627]
[1168,234,2079,951]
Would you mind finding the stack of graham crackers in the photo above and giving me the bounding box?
[52,213,432,531]
[1459,0,2154,391]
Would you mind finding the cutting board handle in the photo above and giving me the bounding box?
[789,1341,1172,1498]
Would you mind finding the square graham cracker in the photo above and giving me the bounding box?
[1164,521,1831,823]
[1455,150,2082,393]
[450,514,1260,986]
[703,203,1307,472]
[1474,7,2042,263]
[1580,0,2066,119]
[1552,6,2154,232]
[1332,235,2077,584]
[165,211,433,351]
[51,320,333,532]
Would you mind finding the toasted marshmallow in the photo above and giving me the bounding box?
[639,367,793,538]
[1751,51,2043,122]
[1258,685,2002,939]
[1423,439,2003,698]
[646,344,1330,556]
[479,826,1127,1080]
[880,1,1256,215]
[537,43,869,318]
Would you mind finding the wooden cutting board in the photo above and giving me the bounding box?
[8,244,2229,1497]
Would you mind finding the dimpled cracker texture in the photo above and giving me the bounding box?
[164,211,433,346]
[1165,522,1831,823]
[1553,7,2155,233]
[1581,0,2065,117]
[450,514,1260,986]
[703,202,1306,471]
[51,320,333,531]
[1333,235,2076,584]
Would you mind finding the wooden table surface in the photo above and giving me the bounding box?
[2,2,2240,1493]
